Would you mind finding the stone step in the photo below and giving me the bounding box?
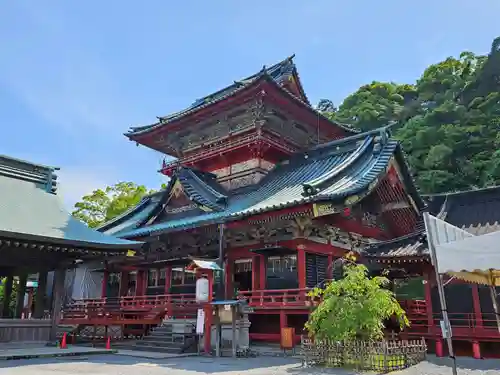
[142,338,196,347]
[113,344,192,354]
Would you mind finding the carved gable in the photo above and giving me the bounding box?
[152,180,211,224]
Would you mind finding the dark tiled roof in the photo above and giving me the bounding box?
[178,168,227,211]
[126,56,358,137]
[0,155,142,249]
[102,128,422,238]
[363,231,429,258]
[364,186,500,259]
[424,186,500,235]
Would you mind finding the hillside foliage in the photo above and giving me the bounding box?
[319,36,500,194]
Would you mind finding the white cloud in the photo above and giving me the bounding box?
[58,166,118,210]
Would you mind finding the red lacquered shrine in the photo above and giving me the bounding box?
[62,56,429,350]
[364,187,500,359]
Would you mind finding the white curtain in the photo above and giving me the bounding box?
[70,264,103,300]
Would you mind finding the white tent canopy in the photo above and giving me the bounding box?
[423,213,500,272]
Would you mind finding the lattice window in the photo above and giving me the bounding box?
[267,255,297,272]
[172,269,183,285]
[158,269,166,286]
[184,270,196,284]
[235,259,252,273]
[147,269,158,287]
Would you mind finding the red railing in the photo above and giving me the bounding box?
[237,288,320,307]
[61,294,198,324]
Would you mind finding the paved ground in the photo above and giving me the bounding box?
[0,354,499,375]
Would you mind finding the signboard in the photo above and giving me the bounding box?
[196,308,205,334]
[312,203,341,218]
[280,327,295,349]
[440,320,452,339]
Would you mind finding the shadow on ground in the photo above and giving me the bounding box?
[0,355,304,373]
[425,354,500,371]
[1,353,500,374]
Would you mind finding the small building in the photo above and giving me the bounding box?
[0,154,142,342]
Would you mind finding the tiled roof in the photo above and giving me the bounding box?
[102,128,421,238]
[364,186,500,259]
[363,231,429,258]
[424,186,500,235]
[125,56,358,137]
[0,155,142,250]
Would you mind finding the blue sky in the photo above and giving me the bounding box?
[0,1,498,209]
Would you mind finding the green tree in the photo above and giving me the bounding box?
[320,35,500,194]
[0,278,18,317]
[72,182,155,228]
[305,259,408,341]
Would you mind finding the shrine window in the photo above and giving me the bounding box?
[266,254,298,289]
[235,259,252,273]
[267,255,297,273]
[171,269,196,285]
[147,269,159,287]
[184,270,196,284]
[127,271,137,292]
[172,269,184,286]
[158,269,167,286]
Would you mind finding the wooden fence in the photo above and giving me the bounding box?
[300,336,427,373]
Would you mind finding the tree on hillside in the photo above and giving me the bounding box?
[319,35,500,194]
[305,254,408,341]
[71,182,155,228]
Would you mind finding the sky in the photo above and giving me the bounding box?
[0,1,498,210]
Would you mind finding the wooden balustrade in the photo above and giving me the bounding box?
[237,288,320,307]
[61,294,198,324]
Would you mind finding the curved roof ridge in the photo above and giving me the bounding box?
[302,136,374,196]
[183,168,227,202]
[96,190,166,233]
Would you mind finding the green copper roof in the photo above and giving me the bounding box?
[102,128,423,239]
[0,155,143,250]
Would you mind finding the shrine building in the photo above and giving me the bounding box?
[60,56,500,358]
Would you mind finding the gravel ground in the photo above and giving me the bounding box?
[0,354,499,375]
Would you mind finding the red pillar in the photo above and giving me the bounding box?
[471,284,483,328]
[472,341,481,359]
[280,310,287,329]
[101,270,109,298]
[435,339,444,357]
[327,255,333,280]
[471,283,483,359]
[424,272,434,333]
[118,272,129,297]
[136,270,146,296]
[297,248,306,289]
[225,260,233,299]
[252,256,259,290]
[164,266,172,295]
[259,255,266,290]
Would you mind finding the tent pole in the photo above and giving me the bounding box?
[424,213,458,375]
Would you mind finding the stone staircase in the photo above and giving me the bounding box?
[112,319,199,354]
